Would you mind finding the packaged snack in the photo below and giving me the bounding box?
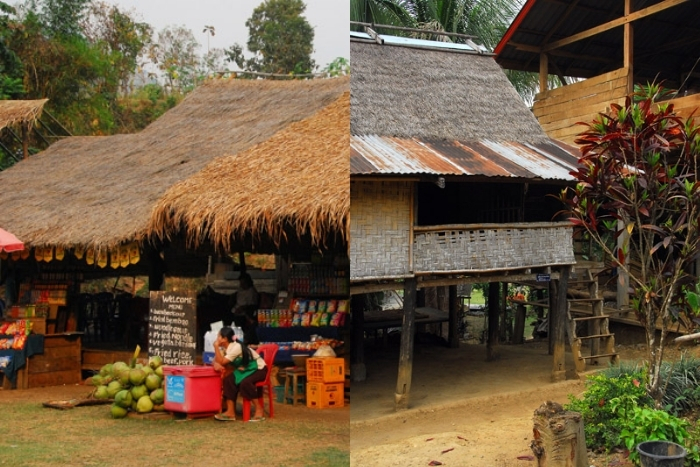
[319,312,330,326]
[317,300,328,313]
[291,299,301,313]
[301,313,312,327]
[327,300,338,314]
[292,313,302,326]
[330,312,342,327]
[307,300,317,313]
[298,300,309,313]
[337,299,349,313]
[311,312,322,327]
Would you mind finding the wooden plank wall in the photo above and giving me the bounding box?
[533,68,630,144]
[668,93,700,121]
[24,334,82,388]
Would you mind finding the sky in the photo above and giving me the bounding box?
[104,0,350,69]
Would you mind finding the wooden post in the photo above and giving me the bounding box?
[548,280,556,356]
[448,285,459,348]
[350,295,366,382]
[551,266,570,381]
[617,219,630,310]
[513,303,526,345]
[395,277,417,410]
[624,0,634,93]
[487,282,500,361]
[21,122,29,160]
[531,401,587,467]
[539,53,549,94]
[499,282,508,342]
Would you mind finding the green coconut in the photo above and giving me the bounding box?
[141,365,154,376]
[149,388,164,405]
[131,400,138,411]
[91,374,104,386]
[154,365,164,378]
[93,385,109,400]
[99,363,113,377]
[117,369,131,387]
[114,389,133,409]
[112,361,129,375]
[130,384,148,401]
[110,403,128,419]
[136,395,154,413]
[129,368,147,386]
[106,380,122,399]
[144,374,161,391]
[149,355,163,369]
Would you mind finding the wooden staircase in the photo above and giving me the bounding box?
[566,268,619,376]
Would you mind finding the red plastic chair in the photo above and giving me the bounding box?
[242,343,279,421]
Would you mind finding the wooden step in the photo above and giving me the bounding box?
[573,315,610,322]
[578,334,614,340]
[578,353,618,360]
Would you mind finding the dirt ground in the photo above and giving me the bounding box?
[350,317,700,467]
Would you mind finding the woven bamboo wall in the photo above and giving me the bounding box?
[350,180,411,280]
[413,224,575,273]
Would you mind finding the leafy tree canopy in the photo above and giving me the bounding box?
[226,0,316,75]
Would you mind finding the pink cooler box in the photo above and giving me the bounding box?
[163,365,222,414]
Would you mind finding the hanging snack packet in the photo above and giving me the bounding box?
[319,312,330,326]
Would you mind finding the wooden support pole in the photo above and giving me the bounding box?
[350,295,366,382]
[448,285,459,348]
[624,0,634,93]
[395,277,417,410]
[499,282,508,342]
[551,266,570,381]
[617,219,630,309]
[539,53,549,94]
[487,282,500,361]
[548,280,556,356]
[513,303,526,345]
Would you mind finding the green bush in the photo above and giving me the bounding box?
[566,370,652,451]
[617,405,689,465]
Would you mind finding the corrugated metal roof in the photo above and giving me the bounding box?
[350,135,581,180]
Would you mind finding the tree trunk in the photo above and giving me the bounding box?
[531,401,588,467]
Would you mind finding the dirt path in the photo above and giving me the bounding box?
[350,334,700,467]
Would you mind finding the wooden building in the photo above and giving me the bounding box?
[350,30,582,410]
[495,0,700,145]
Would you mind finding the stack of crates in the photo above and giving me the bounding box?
[306,357,345,408]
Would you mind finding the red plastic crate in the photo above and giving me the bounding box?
[163,365,222,414]
[306,357,345,383]
[306,381,344,409]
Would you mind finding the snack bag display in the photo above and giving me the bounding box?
[319,312,330,326]
[317,300,328,313]
[307,300,317,313]
[298,300,309,313]
[301,312,312,327]
[327,300,338,314]
[311,312,322,327]
[292,313,302,326]
[337,300,349,313]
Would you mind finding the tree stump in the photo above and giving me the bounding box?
[530,401,587,467]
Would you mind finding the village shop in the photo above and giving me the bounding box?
[0,77,351,412]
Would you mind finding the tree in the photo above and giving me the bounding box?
[226,0,315,75]
[148,25,200,93]
[0,1,24,99]
[559,83,700,406]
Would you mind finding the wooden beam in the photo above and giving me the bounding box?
[486,282,500,361]
[542,0,689,52]
[395,277,417,410]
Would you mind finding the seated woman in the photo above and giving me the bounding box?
[212,326,267,421]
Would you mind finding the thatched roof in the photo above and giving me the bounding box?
[0,99,47,131]
[0,78,348,250]
[350,39,548,142]
[150,91,350,251]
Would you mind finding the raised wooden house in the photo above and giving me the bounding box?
[350,30,584,409]
[495,0,700,145]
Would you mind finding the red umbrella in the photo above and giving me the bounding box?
[0,227,24,253]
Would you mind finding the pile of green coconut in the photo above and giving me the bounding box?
[91,355,165,418]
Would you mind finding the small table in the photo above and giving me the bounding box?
[283,367,307,406]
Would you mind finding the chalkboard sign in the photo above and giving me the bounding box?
[149,291,197,365]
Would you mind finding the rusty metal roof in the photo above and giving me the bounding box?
[350,135,581,181]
